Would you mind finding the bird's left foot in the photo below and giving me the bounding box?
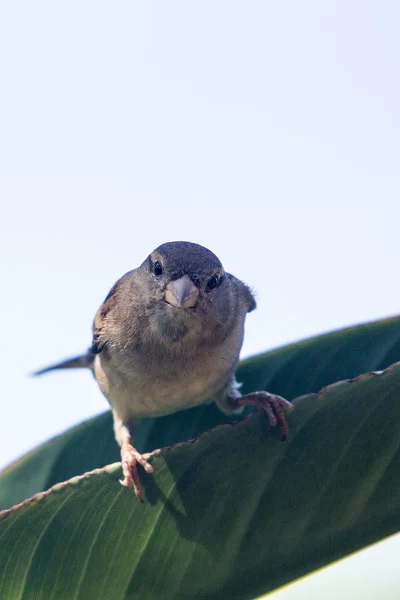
[236,391,294,440]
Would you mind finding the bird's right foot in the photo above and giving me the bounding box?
[120,444,154,500]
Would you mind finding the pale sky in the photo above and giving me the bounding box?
[0,1,399,593]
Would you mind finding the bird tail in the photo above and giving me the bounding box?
[33,353,94,376]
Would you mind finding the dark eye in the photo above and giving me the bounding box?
[206,274,221,292]
[152,260,163,276]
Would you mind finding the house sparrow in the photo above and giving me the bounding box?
[35,241,294,499]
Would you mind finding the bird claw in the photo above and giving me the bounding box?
[236,391,294,440]
[120,444,154,500]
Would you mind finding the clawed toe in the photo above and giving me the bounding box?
[236,391,294,439]
[120,444,154,500]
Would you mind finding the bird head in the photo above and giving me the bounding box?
[138,241,234,345]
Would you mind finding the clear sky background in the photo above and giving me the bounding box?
[0,1,399,596]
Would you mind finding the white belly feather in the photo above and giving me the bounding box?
[94,322,243,421]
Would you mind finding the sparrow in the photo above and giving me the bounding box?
[35,241,294,499]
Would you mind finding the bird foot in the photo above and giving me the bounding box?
[120,444,154,500]
[236,391,294,440]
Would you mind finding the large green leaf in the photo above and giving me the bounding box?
[1,361,399,600]
[2,315,400,510]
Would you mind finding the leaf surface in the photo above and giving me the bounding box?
[1,358,399,599]
[2,315,400,510]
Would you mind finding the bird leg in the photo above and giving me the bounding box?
[236,391,295,440]
[120,443,154,500]
[215,378,295,440]
[113,413,153,500]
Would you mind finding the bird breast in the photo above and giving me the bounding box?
[94,319,245,421]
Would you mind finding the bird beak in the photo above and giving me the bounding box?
[164,275,199,308]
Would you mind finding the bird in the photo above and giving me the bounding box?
[34,241,294,499]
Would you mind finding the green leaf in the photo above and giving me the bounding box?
[1,361,400,600]
[2,315,400,510]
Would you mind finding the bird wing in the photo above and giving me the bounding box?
[228,273,256,313]
[89,280,121,354]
